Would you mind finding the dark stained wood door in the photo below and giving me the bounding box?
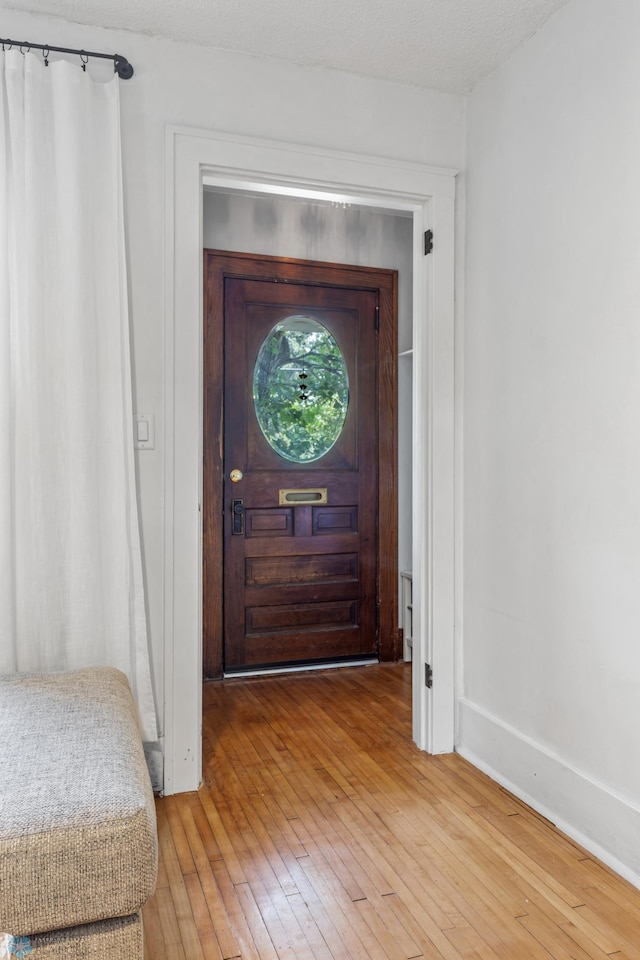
[203,251,399,679]
[224,279,377,672]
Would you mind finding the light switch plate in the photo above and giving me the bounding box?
[134,413,155,450]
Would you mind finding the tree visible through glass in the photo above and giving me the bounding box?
[253,316,349,463]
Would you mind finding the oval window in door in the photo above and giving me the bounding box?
[253,315,349,463]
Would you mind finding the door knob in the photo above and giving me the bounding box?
[230,469,243,482]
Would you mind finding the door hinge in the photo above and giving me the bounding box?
[424,229,434,256]
[375,304,380,331]
[425,663,433,688]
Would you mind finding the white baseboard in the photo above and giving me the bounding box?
[457,697,640,890]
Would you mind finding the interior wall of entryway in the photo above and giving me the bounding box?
[202,189,414,605]
[461,0,640,886]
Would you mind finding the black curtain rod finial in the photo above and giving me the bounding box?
[114,55,134,79]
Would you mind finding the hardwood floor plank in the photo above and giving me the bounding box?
[578,858,640,917]
[158,809,204,960]
[381,893,451,960]
[197,785,248,886]
[233,881,283,960]
[296,853,393,960]
[530,912,618,960]
[176,799,243,958]
[164,794,197,876]
[237,795,301,897]
[241,873,317,960]
[355,895,424,959]
[570,904,635,956]
[442,922,504,960]
[285,892,336,960]
[153,884,188,960]
[206,783,320,958]
[209,858,263,960]
[187,791,224,861]
[432,798,585,911]
[183,871,226,959]
[581,880,640,936]
[285,856,363,960]
[142,891,168,960]
[470,802,593,897]
[431,755,521,815]
[248,792,311,863]
[213,787,301,902]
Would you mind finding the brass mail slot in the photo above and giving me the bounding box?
[279,487,328,505]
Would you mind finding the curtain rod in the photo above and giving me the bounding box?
[0,38,134,78]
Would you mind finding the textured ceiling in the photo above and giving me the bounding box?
[1,0,571,94]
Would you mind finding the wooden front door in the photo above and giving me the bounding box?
[203,251,399,678]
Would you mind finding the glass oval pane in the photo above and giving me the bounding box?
[253,316,349,463]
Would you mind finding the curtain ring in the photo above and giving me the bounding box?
[43,46,49,67]
[80,51,88,72]
[20,45,30,56]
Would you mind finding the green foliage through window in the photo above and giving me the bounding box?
[253,316,349,463]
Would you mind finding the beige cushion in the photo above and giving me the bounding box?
[0,668,157,935]
[1,913,143,959]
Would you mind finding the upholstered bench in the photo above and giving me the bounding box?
[0,667,157,959]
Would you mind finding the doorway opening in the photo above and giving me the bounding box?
[163,127,456,795]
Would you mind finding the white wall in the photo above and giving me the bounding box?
[0,7,464,756]
[461,0,640,884]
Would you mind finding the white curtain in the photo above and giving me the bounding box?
[0,50,157,743]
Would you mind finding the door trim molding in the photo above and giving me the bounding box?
[164,126,457,794]
[203,251,399,678]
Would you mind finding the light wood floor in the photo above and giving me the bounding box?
[143,662,640,959]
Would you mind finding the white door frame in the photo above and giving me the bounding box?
[163,126,457,795]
